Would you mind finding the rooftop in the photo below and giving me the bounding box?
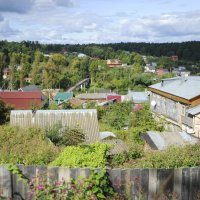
[76,93,109,100]
[54,92,73,101]
[149,76,200,100]
[0,91,43,99]
[11,109,99,143]
[128,91,149,103]
[187,104,200,115]
[19,85,39,92]
[142,131,199,150]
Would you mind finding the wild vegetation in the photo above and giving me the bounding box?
[50,142,110,168]
[1,99,200,169]
[0,126,59,165]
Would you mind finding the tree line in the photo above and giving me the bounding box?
[0,40,200,62]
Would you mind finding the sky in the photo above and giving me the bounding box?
[0,0,200,44]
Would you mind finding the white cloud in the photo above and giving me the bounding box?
[0,20,18,36]
[115,10,200,42]
[1,0,200,44]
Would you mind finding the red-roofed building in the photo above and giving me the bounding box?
[0,92,44,109]
[106,95,122,102]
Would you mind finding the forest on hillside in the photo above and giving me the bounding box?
[0,40,200,62]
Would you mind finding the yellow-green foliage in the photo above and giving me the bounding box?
[0,125,59,165]
[50,142,110,168]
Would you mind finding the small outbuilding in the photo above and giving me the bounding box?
[141,131,199,150]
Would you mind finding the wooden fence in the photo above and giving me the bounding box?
[0,165,200,200]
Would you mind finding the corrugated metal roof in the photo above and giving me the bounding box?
[143,131,199,150]
[10,109,100,143]
[149,76,200,100]
[146,131,166,150]
[54,92,73,101]
[20,85,39,92]
[128,91,149,103]
[101,139,128,155]
[187,104,200,115]
[76,93,108,100]
[0,92,42,99]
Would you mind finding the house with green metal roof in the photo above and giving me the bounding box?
[54,92,73,105]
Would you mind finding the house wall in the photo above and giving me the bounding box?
[194,114,200,137]
[150,92,185,125]
[150,92,200,137]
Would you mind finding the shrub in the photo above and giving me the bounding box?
[100,102,132,130]
[124,144,200,168]
[45,124,85,146]
[0,99,12,125]
[0,126,59,165]
[110,144,144,166]
[50,142,110,168]
[125,104,164,144]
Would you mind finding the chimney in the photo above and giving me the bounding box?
[180,74,188,84]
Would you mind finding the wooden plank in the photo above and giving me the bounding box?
[140,169,149,200]
[173,168,182,200]
[107,168,122,193]
[131,168,142,200]
[182,168,190,200]
[0,165,12,199]
[47,166,59,184]
[155,169,174,199]
[148,169,157,200]
[12,164,26,200]
[149,88,190,104]
[189,167,200,200]
[23,165,36,199]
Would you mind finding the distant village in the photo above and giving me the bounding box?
[1,51,200,150]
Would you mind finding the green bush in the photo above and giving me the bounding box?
[46,124,85,146]
[50,142,110,168]
[100,102,132,130]
[0,126,59,165]
[124,144,200,168]
[111,144,144,166]
[125,104,164,144]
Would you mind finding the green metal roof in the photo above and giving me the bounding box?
[54,92,73,101]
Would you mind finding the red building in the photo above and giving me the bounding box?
[0,92,44,109]
[106,95,121,102]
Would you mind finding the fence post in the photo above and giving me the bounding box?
[0,165,12,199]
[148,168,157,200]
[189,167,200,200]
[173,168,182,199]
[182,168,190,200]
